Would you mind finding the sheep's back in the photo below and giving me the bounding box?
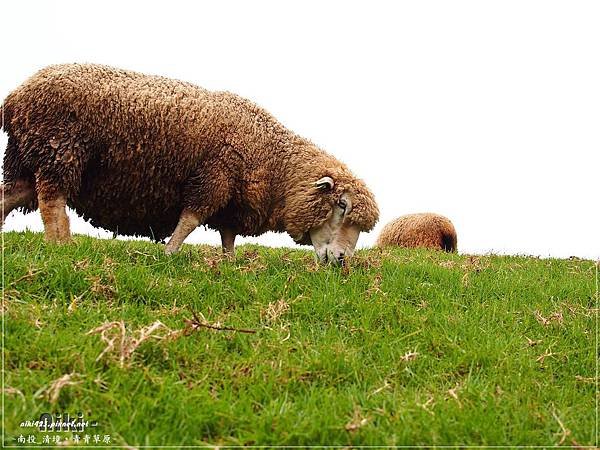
[377,213,457,251]
[7,64,217,148]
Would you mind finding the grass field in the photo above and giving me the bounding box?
[3,231,597,447]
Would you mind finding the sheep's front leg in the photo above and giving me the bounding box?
[220,228,236,256]
[165,209,202,254]
[169,159,234,255]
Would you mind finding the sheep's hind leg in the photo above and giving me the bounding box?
[165,209,202,254]
[36,182,71,243]
[219,228,236,256]
[1,179,35,230]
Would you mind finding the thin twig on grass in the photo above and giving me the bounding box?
[187,309,256,334]
[536,348,558,364]
[550,405,571,445]
[9,268,42,287]
[369,380,390,397]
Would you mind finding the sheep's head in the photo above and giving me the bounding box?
[285,165,379,265]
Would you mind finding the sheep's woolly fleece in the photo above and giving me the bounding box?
[376,213,457,252]
[2,64,378,242]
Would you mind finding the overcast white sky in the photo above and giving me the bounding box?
[2,1,599,259]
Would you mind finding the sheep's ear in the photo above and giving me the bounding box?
[315,176,334,191]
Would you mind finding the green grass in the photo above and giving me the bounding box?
[3,231,597,447]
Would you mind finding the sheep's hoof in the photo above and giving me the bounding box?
[43,234,73,244]
[223,251,235,261]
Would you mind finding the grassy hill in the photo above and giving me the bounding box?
[3,231,597,447]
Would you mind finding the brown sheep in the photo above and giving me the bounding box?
[376,213,457,252]
[1,64,379,264]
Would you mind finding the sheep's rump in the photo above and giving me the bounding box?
[377,213,457,252]
[2,64,266,240]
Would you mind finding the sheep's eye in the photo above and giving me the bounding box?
[338,199,347,211]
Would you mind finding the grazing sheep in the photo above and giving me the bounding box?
[1,64,379,264]
[376,213,457,252]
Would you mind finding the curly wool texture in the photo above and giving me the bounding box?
[2,64,378,241]
[376,213,457,252]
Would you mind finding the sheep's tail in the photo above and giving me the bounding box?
[2,100,28,187]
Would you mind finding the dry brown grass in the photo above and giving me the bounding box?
[86,275,116,298]
[261,299,290,323]
[365,273,386,297]
[87,320,173,367]
[534,310,564,326]
[399,350,419,362]
[345,407,369,432]
[3,386,25,401]
[239,249,267,273]
[36,373,82,404]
